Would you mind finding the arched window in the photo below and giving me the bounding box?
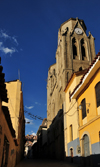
[95,82,100,107]
[81,98,86,119]
[81,39,86,60]
[72,38,77,59]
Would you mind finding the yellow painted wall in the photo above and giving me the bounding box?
[79,116,100,145]
[64,73,83,156]
[78,69,100,145]
[2,80,21,138]
[0,99,16,167]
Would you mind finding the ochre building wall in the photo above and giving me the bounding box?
[0,98,16,167]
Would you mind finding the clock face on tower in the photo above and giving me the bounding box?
[75,28,82,35]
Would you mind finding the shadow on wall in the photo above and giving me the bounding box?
[16,149,24,165]
[65,154,100,167]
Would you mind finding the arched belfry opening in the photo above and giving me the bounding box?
[72,38,77,59]
[81,38,87,60]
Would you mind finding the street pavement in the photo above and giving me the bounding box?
[15,158,79,167]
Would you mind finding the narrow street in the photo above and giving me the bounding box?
[15,158,79,167]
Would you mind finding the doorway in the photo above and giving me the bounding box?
[83,134,91,166]
[70,148,73,163]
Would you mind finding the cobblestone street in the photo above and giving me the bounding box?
[15,158,79,167]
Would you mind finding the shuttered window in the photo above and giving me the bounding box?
[81,98,86,119]
[95,82,100,107]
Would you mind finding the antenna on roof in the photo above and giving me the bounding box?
[18,69,20,81]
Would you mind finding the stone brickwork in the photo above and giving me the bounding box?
[47,18,96,128]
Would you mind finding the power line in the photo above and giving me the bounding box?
[24,110,52,123]
[66,109,77,116]
[64,100,77,115]
[24,110,43,121]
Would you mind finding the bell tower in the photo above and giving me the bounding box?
[47,18,96,128]
[57,17,96,89]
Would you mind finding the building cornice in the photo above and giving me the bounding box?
[79,115,100,131]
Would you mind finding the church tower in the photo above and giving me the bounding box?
[47,18,96,128]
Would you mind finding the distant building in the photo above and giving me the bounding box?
[25,134,37,157]
[36,118,47,158]
[25,140,33,157]
[25,134,37,142]
[2,80,25,164]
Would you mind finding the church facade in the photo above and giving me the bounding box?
[47,18,96,159]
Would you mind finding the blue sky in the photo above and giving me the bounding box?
[0,0,100,135]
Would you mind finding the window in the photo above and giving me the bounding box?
[70,124,73,141]
[79,67,82,71]
[81,98,86,119]
[72,38,77,59]
[99,131,100,141]
[95,82,100,107]
[69,91,71,102]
